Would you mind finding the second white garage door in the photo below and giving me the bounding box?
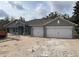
[46,26,73,38]
[32,27,43,37]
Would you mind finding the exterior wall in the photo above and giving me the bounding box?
[9,28,17,35]
[31,27,33,36]
[28,26,31,35]
[46,26,73,28]
[72,26,75,38]
[43,26,46,37]
[6,20,28,35]
[46,26,73,38]
[8,26,25,35]
[32,27,44,37]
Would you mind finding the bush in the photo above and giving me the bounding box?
[74,34,79,38]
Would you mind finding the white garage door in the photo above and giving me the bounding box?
[46,26,73,38]
[32,27,43,37]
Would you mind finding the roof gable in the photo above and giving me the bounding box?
[5,20,26,28]
[43,16,77,26]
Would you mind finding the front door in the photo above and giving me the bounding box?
[18,26,24,35]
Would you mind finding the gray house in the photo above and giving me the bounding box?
[5,16,77,38]
[5,20,31,35]
[28,16,77,38]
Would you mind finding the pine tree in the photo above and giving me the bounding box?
[73,1,79,24]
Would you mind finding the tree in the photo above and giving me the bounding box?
[0,17,10,30]
[4,17,10,23]
[73,1,79,24]
[48,12,58,19]
[0,17,10,25]
[72,1,79,34]
[43,11,59,19]
[10,17,15,21]
[63,14,69,19]
[19,16,25,22]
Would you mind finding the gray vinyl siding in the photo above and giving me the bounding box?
[72,27,75,38]
[31,27,33,36]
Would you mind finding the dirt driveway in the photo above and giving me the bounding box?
[0,35,79,57]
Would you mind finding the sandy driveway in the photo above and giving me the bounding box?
[0,35,79,57]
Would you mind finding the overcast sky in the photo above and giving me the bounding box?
[0,1,76,21]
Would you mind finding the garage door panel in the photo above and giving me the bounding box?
[46,26,72,38]
[33,27,43,37]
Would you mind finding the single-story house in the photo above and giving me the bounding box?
[28,16,77,38]
[4,20,31,35]
[5,16,77,38]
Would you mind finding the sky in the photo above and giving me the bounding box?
[0,1,76,21]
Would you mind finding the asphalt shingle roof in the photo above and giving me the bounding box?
[27,16,77,26]
[27,18,52,26]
